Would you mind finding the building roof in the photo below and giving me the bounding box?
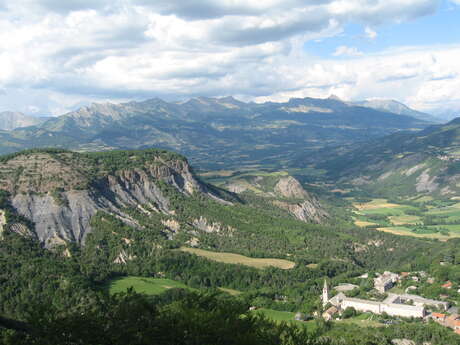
[329,292,346,307]
[324,306,338,315]
[442,281,453,288]
[343,297,381,306]
[431,312,446,319]
[399,293,449,307]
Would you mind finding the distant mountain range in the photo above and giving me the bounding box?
[317,118,460,197]
[0,111,49,131]
[353,99,440,123]
[0,96,432,170]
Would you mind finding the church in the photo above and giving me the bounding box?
[321,280,448,319]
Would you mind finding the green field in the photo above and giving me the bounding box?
[256,308,298,322]
[107,277,192,295]
[180,247,296,269]
[352,198,460,239]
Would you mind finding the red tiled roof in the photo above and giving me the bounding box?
[442,281,453,288]
[432,312,446,319]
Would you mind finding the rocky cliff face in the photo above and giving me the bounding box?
[273,176,328,223]
[0,149,222,247]
[220,173,328,223]
[274,176,310,199]
[273,199,328,224]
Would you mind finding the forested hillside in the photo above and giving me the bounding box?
[2,148,460,344]
[316,118,460,197]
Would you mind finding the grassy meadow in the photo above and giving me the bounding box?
[352,197,460,239]
[107,277,193,295]
[180,247,296,269]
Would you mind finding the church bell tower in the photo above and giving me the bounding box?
[322,279,329,307]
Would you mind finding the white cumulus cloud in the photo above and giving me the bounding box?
[0,0,453,115]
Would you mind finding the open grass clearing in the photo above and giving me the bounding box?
[107,277,192,295]
[426,224,460,233]
[198,170,236,178]
[353,199,402,211]
[375,226,459,239]
[427,202,460,215]
[180,247,295,269]
[255,308,317,331]
[353,199,415,217]
[388,215,421,226]
[354,220,378,227]
[256,308,298,323]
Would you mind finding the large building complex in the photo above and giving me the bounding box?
[322,279,449,319]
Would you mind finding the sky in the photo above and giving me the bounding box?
[0,0,459,116]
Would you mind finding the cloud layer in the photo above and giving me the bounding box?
[0,0,458,115]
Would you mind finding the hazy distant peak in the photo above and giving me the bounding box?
[0,111,48,130]
[327,94,342,102]
[354,98,440,123]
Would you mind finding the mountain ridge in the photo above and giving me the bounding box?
[0,96,431,170]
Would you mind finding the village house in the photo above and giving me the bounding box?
[442,281,453,289]
[322,306,338,321]
[374,271,399,293]
[431,312,447,323]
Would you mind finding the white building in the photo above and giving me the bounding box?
[322,282,448,319]
[374,271,399,293]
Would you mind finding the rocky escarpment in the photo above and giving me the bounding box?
[0,149,224,247]
[274,176,310,199]
[221,174,328,223]
[273,176,328,223]
[273,199,328,224]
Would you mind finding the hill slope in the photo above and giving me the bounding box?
[319,118,460,197]
[0,148,437,274]
[0,96,429,170]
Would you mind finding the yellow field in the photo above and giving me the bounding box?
[180,247,295,269]
[388,215,421,225]
[354,199,401,211]
[198,170,235,177]
[376,227,460,239]
[354,220,377,227]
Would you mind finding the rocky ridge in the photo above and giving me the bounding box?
[0,149,225,247]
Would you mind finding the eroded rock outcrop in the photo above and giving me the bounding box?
[274,176,328,223]
[274,176,310,199]
[0,149,223,247]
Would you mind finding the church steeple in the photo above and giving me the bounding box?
[322,279,329,307]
